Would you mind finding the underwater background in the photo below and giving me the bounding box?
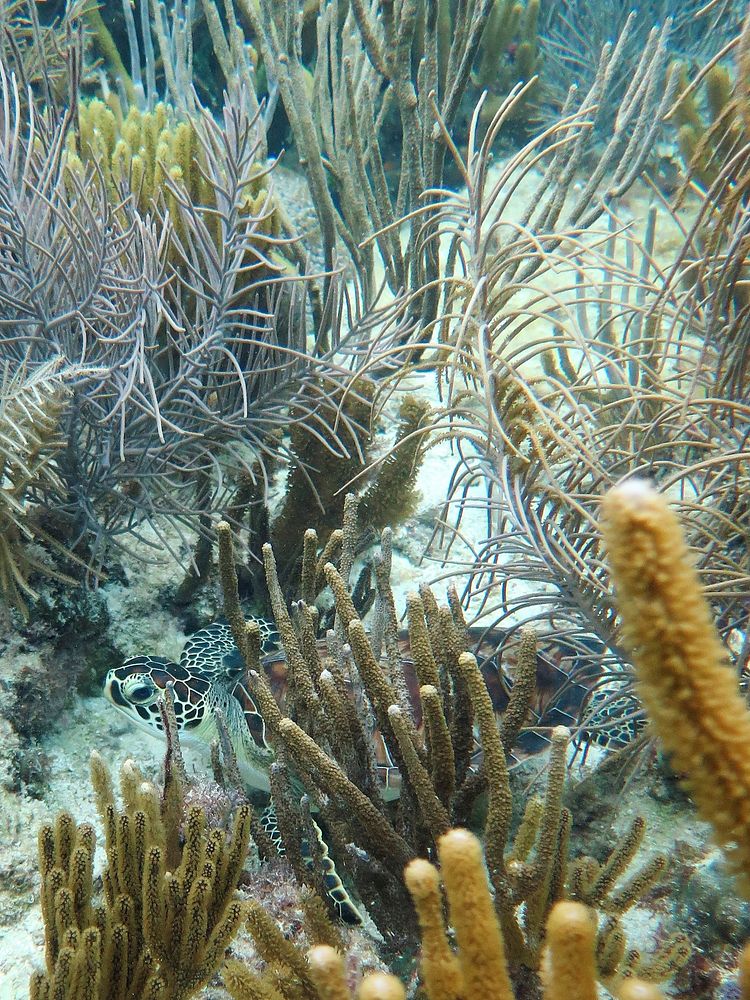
[0,1,749,997]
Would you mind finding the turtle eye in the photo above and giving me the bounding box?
[122,676,158,705]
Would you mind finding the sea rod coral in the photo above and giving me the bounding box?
[601,479,750,891]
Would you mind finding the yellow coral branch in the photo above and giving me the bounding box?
[540,901,598,1000]
[437,829,515,1000]
[601,480,750,891]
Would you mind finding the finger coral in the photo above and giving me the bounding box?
[213,495,684,991]
[601,479,750,892]
[29,752,251,1000]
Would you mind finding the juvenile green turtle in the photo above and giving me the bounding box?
[103,620,372,923]
[104,621,281,793]
[102,620,553,800]
[103,619,605,920]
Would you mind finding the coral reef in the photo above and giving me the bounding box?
[203,479,750,999]
[538,0,733,127]
[2,1,750,998]
[666,10,750,400]
[0,0,680,615]
[210,497,686,992]
[0,40,364,583]
[425,64,749,756]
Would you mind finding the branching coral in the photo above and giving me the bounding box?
[227,829,684,1000]
[7,2,750,997]
[0,0,94,111]
[474,0,542,125]
[212,496,685,991]
[66,94,280,256]
[601,480,750,891]
[35,479,745,1000]
[671,58,739,191]
[0,40,373,589]
[0,0,689,615]
[539,0,727,127]
[664,10,750,401]
[30,751,251,1000]
[212,475,750,997]
[256,389,432,598]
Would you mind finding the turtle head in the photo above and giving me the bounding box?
[103,655,210,738]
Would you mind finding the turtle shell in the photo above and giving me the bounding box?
[238,626,587,793]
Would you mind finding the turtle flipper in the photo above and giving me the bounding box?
[260,804,363,926]
[577,684,645,751]
[260,803,285,854]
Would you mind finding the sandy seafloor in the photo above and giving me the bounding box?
[0,164,744,998]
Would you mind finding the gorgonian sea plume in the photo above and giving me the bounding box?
[0,51,368,577]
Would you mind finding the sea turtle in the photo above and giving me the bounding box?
[104,620,378,923]
[104,621,282,795]
[102,620,573,799]
[578,682,645,751]
[103,619,610,920]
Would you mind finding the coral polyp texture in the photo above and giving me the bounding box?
[602,480,750,889]
[31,752,250,1000]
